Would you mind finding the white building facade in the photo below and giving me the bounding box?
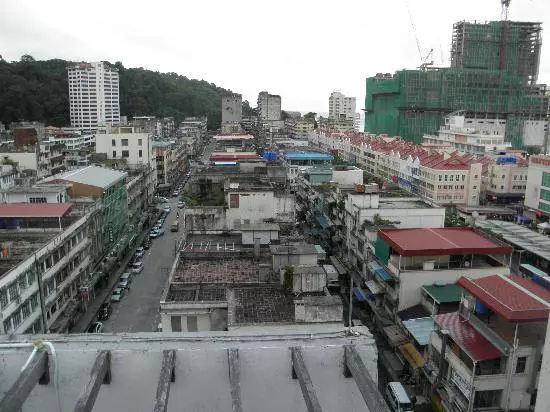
[95,126,154,168]
[525,155,550,216]
[328,91,356,121]
[67,62,120,130]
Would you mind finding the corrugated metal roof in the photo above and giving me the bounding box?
[434,312,503,361]
[283,152,334,161]
[51,166,127,190]
[422,283,463,304]
[402,317,435,346]
[458,275,550,322]
[0,203,72,218]
[378,227,513,257]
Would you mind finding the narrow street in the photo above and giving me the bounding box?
[101,195,183,332]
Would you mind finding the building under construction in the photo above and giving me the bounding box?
[365,20,548,147]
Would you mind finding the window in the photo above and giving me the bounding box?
[138,150,143,158]
[112,150,117,158]
[171,316,181,332]
[3,319,12,333]
[516,356,527,373]
[8,283,18,301]
[474,174,478,179]
[187,315,198,332]
[22,301,31,319]
[473,185,477,189]
[474,390,502,408]
[138,139,143,146]
[17,274,27,291]
[29,197,47,204]
[500,185,504,190]
[121,150,129,158]
[12,311,21,328]
[111,139,116,146]
[30,294,38,311]
[501,175,505,179]
[0,288,7,308]
[121,139,128,146]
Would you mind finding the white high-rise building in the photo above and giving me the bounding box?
[257,91,281,121]
[67,62,120,130]
[328,91,356,121]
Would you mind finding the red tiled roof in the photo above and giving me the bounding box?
[378,228,513,256]
[434,312,503,361]
[457,275,550,322]
[0,203,72,218]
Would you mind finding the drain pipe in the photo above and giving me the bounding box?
[0,339,61,412]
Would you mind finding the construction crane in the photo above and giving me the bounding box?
[404,0,434,70]
[501,0,511,21]
[499,0,511,70]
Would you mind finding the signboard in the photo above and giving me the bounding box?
[451,368,471,397]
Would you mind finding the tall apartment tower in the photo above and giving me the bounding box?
[221,93,242,124]
[257,91,281,121]
[67,62,120,130]
[328,91,356,121]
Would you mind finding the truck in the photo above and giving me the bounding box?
[170,220,179,232]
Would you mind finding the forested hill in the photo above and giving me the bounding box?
[0,57,233,130]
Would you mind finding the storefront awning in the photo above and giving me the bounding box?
[352,287,368,302]
[398,342,425,369]
[365,280,383,295]
[383,325,409,348]
[374,267,393,282]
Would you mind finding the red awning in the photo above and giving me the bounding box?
[0,203,72,218]
[434,312,503,362]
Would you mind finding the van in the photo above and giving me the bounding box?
[386,382,414,412]
[170,220,179,232]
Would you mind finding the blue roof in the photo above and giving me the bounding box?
[284,152,334,161]
[401,317,435,346]
[316,215,329,229]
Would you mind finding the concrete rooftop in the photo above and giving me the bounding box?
[0,328,379,412]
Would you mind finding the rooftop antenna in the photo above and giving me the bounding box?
[501,0,511,21]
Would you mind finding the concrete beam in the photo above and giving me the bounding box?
[290,347,322,412]
[154,349,176,412]
[74,350,111,412]
[344,345,391,412]
[0,349,49,412]
[227,348,243,412]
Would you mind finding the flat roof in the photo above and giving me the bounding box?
[422,283,463,304]
[458,275,550,322]
[233,285,294,325]
[240,223,280,231]
[378,227,512,257]
[270,244,319,255]
[475,220,550,262]
[48,166,127,190]
[434,312,503,361]
[0,203,72,218]
[283,152,334,161]
[378,198,437,210]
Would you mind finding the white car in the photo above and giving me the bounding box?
[162,205,171,213]
[130,261,144,274]
[134,247,145,259]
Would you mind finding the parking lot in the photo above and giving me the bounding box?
[99,177,190,332]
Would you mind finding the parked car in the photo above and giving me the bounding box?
[97,302,112,321]
[156,196,169,203]
[177,201,186,209]
[120,272,132,283]
[150,228,165,238]
[110,288,124,302]
[87,322,103,333]
[134,247,145,259]
[143,239,151,249]
[172,190,180,197]
[156,219,164,226]
[162,205,171,212]
[130,261,144,274]
[119,278,131,289]
[171,220,179,232]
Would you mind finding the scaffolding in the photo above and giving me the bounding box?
[102,185,129,245]
[451,21,542,85]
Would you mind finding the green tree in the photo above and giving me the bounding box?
[303,112,318,128]
[283,265,295,293]
[445,206,464,227]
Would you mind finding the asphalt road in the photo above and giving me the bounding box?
[101,195,184,332]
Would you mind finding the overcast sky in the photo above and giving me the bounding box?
[1,0,549,114]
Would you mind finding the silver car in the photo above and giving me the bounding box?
[110,288,124,302]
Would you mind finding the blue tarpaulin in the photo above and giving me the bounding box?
[352,287,367,302]
[315,215,329,229]
[374,267,393,282]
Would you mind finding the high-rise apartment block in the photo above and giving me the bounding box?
[365,21,547,147]
[257,91,281,121]
[67,62,120,130]
[328,92,356,121]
